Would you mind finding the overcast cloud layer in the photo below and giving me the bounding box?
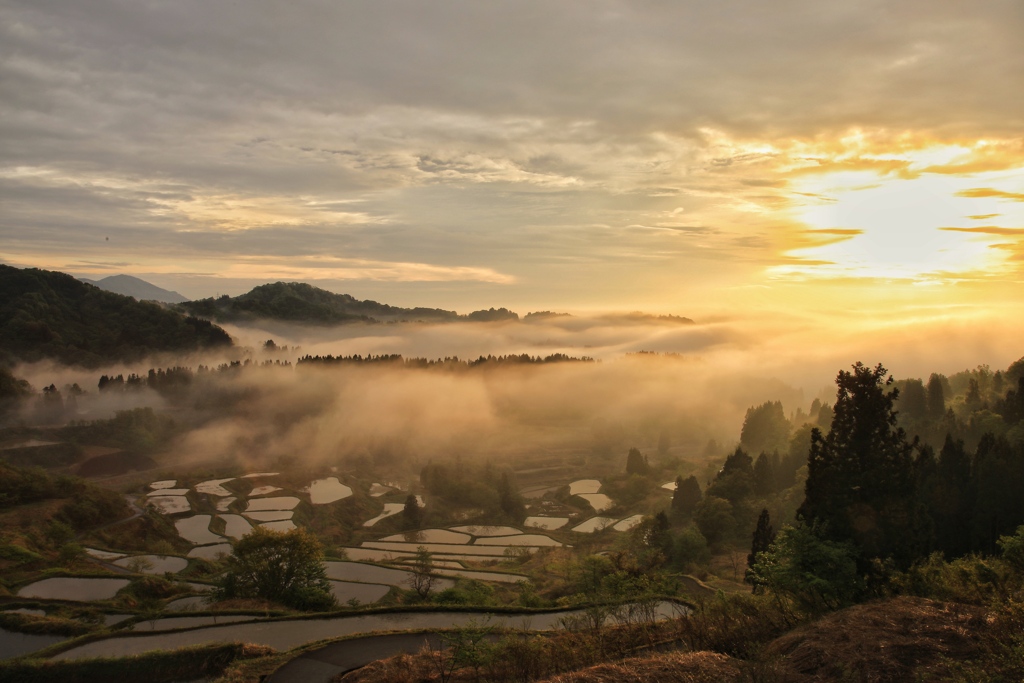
[2,1,1023,320]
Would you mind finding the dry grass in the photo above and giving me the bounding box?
[761,596,991,682]
[535,651,743,682]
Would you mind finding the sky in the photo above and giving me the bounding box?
[2,1,1023,342]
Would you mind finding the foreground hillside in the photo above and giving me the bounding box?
[0,265,232,367]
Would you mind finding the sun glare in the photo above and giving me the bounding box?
[775,148,1024,282]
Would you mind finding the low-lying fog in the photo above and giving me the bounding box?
[12,312,1023,469]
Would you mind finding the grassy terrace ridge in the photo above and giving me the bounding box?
[0,642,274,683]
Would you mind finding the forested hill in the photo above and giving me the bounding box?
[0,265,233,367]
[178,281,515,324]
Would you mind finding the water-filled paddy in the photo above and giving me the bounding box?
[368,483,392,497]
[613,514,645,531]
[475,534,561,547]
[363,542,512,557]
[261,520,297,532]
[244,510,294,522]
[132,615,255,631]
[324,561,454,590]
[149,480,177,490]
[175,515,223,545]
[113,555,188,574]
[219,514,253,539]
[195,479,235,496]
[246,496,300,512]
[84,548,125,561]
[329,580,391,605]
[17,577,130,601]
[450,525,523,536]
[54,602,685,661]
[249,485,281,496]
[216,497,236,512]
[306,477,353,504]
[576,493,614,512]
[569,479,602,495]
[146,488,189,496]
[187,544,232,560]
[363,503,403,527]
[0,627,68,659]
[148,496,191,514]
[166,596,208,611]
[661,481,677,491]
[381,529,471,544]
[524,517,569,530]
[572,517,617,533]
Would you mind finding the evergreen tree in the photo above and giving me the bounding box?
[672,475,702,516]
[753,452,778,495]
[740,401,792,455]
[931,435,972,557]
[927,374,946,421]
[798,362,925,569]
[746,508,776,589]
[625,447,651,476]
[402,494,422,527]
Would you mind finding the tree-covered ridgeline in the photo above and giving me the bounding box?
[0,265,232,367]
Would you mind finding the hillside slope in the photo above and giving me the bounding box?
[0,265,232,367]
[180,281,463,324]
[80,274,188,304]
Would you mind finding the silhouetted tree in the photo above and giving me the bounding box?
[798,362,925,570]
[740,401,792,456]
[672,475,702,516]
[625,447,651,476]
[746,508,776,590]
[927,374,946,421]
[403,494,422,527]
[753,452,778,495]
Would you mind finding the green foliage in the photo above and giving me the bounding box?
[740,401,791,456]
[0,264,231,367]
[59,407,179,453]
[420,461,525,520]
[747,508,776,586]
[434,579,495,606]
[798,362,926,570]
[694,496,735,547]
[671,475,702,516]
[216,527,335,610]
[706,447,754,506]
[671,524,711,570]
[750,524,863,617]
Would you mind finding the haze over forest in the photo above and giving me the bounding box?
[2,2,1024,682]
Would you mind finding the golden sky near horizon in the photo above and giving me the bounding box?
[2,1,1023,331]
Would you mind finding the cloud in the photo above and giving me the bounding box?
[955,188,1024,202]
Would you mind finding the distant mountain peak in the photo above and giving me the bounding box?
[81,274,188,304]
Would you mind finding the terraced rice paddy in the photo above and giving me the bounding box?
[524,516,569,530]
[148,496,191,514]
[112,555,188,574]
[187,544,232,560]
[195,479,235,496]
[572,517,617,533]
[576,493,614,512]
[450,525,523,536]
[363,503,403,527]
[17,577,130,601]
[219,514,253,539]
[244,510,294,522]
[306,477,352,504]
[246,496,300,512]
[149,480,177,490]
[249,485,281,496]
[175,515,223,545]
[381,529,471,544]
[261,520,297,532]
